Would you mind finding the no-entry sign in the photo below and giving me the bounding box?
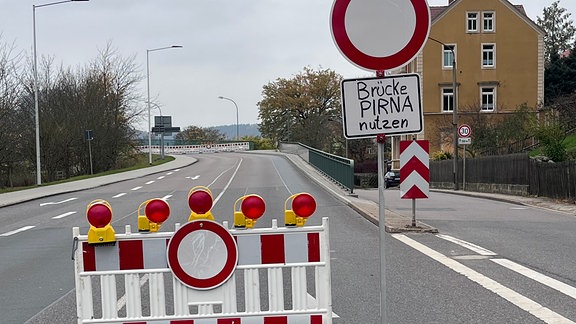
[330,0,431,71]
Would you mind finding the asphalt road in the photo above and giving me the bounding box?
[1,152,576,323]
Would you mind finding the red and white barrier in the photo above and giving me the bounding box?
[72,219,332,324]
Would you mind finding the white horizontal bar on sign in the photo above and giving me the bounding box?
[79,268,170,276]
[236,262,326,270]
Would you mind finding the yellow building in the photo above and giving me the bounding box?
[391,0,544,164]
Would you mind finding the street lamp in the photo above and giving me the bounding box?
[429,37,459,190]
[146,45,182,164]
[33,0,89,185]
[218,96,239,140]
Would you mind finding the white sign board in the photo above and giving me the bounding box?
[458,137,472,145]
[341,74,423,139]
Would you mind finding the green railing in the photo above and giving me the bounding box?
[279,142,354,193]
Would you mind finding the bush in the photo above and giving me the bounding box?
[431,151,452,161]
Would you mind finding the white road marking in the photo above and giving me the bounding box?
[213,159,243,205]
[131,186,142,191]
[1,226,36,237]
[186,175,200,180]
[39,197,78,206]
[113,193,127,198]
[436,234,497,256]
[393,234,575,324]
[162,195,172,201]
[166,172,173,175]
[174,169,180,172]
[157,176,165,180]
[52,211,77,219]
[145,180,155,185]
[492,258,576,300]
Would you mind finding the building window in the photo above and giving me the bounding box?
[467,12,479,32]
[481,87,495,111]
[442,88,454,112]
[483,12,495,32]
[443,45,456,68]
[482,44,495,67]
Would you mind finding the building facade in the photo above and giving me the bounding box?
[391,0,544,166]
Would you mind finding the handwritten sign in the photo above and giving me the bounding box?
[341,74,423,139]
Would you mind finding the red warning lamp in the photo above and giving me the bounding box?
[145,199,170,223]
[285,193,316,227]
[86,199,115,244]
[188,186,215,221]
[137,198,171,232]
[234,194,266,228]
[241,195,266,219]
[87,203,112,228]
[292,193,316,218]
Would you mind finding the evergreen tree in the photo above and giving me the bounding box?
[537,1,576,63]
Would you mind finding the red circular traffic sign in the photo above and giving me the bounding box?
[458,124,472,138]
[167,220,238,290]
[330,0,430,71]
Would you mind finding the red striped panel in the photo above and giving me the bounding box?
[218,318,241,323]
[82,242,96,272]
[119,240,144,270]
[264,316,288,324]
[261,234,285,264]
[311,315,323,324]
[307,233,320,262]
[171,320,194,323]
[401,155,430,181]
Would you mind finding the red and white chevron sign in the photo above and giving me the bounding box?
[400,140,429,199]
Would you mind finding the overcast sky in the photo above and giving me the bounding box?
[1,0,574,131]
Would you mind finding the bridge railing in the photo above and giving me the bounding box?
[279,143,354,193]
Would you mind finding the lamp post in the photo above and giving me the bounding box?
[429,37,459,190]
[33,0,89,185]
[146,45,182,165]
[218,96,239,140]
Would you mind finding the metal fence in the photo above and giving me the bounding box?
[431,153,576,201]
[279,143,355,193]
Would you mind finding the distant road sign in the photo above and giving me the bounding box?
[152,126,180,133]
[458,124,472,138]
[341,74,423,138]
[458,137,472,145]
[330,0,431,71]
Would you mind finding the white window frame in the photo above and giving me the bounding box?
[442,87,454,112]
[442,44,456,69]
[482,11,495,32]
[467,12,479,32]
[481,87,496,111]
[482,43,496,68]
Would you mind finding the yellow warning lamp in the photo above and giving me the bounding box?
[86,199,116,244]
[284,193,316,227]
[138,198,170,232]
[233,194,266,228]
[188,186,215,221]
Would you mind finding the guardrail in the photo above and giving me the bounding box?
[279,142,355,193]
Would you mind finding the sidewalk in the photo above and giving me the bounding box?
[0,155,197,208]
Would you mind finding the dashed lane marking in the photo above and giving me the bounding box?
[52,211,77,219]
[39,197,78,206]
[1,226,36,237]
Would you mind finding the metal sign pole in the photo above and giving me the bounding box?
[377,135,387,324]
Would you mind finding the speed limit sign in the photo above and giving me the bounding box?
[458,124,472,138]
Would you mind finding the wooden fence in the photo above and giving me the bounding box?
[430,153,576,201]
